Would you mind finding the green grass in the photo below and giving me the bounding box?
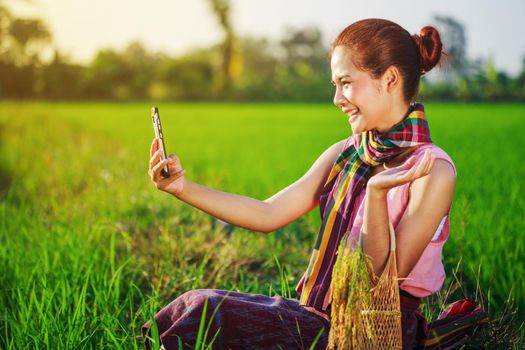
[0,101,524,348]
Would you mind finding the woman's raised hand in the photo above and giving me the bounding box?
[148,138,186,196]
[367,148,435,193]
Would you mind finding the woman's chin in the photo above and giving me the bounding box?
[348,115,366,132]
[349,122,364,134]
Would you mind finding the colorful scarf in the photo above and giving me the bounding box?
[298,102,432,311]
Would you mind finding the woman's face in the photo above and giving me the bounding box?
[331,45,390,134]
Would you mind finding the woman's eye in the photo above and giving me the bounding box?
[342,81,352,87]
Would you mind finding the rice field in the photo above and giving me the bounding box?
[0,101,524,348]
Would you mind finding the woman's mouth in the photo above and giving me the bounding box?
[343,108,360,122]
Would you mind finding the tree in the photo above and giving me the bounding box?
[280,26,326,68]
[154,49,215,100]
[277,26,331,101]
[7,17,51,65]
[208,0,236,95]
[516,56,525,99]
[84,49,132,99]
[0,3,53,97]
[234,36,279,100]
[37,50,84,99]
[122,41,157,99]
[0,4,11,57]
[432,15,468,80]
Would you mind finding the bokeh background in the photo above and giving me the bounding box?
[1,0,524,348]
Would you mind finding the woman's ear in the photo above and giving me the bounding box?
[382,65,401,92]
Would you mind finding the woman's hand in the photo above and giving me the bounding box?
[366,148,435,194]
[148,138,186,196]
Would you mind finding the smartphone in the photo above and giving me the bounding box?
[151,106,170,178]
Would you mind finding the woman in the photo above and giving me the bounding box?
[144,18,456,350]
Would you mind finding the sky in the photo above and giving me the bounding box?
[6,0,525,75]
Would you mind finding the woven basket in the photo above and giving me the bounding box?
[329,219,403,350]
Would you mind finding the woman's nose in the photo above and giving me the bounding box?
[333,87,347,108]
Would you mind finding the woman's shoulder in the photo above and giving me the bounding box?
[389,143,456,205]
[340,134,355,152]
[411,143,457,176]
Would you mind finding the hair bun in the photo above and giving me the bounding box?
[412,26,443,74]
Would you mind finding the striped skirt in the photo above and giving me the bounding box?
[141,289,425,350]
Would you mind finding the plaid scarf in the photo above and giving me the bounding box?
[298,102,432,311]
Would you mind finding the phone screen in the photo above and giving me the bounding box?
[151,106,170,178]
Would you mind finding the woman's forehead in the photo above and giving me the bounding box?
[331,46,359,79]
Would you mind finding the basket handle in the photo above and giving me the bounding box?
[357,219,398,283]
[388,219,396,252]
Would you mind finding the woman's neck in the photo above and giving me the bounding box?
[375,101,411,133]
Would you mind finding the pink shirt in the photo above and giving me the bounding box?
[345,141,457,297]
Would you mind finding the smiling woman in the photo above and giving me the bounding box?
[141,18,483,350]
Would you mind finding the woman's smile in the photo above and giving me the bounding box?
[342,107,360,122]
[348,111,360,123]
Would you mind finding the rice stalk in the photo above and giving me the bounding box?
[328,233,375,349]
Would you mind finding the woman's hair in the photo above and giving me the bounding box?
[331,18,444,102]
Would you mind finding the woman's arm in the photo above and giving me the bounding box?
[149,137,346,233]
[394,159,456,278]
[361,152,456,277]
